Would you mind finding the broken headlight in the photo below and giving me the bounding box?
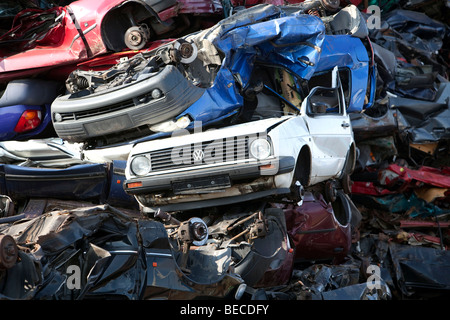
[130,155,151,176]
[149,116,191,133]
[250,138,271,160]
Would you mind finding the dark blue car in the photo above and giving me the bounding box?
[0,159,138,217]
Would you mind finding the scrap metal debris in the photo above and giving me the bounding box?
[0,0,449,301]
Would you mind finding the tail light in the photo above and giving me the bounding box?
[14,110,42,133]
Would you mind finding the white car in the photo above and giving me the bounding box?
[124,67,356,212]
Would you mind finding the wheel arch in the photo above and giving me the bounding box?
[100,1,156,52]
[293,145,312,187]
[340,141,356,178]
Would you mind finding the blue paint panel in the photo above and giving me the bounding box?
[179,8,326,125]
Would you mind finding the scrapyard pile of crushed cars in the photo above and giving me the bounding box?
[0,0,448,301]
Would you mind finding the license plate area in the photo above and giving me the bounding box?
[172,175,231,195]
[84,115,132,136]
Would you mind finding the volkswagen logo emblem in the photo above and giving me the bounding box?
[192,149,205,162]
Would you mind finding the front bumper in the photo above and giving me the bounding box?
[51,65,204,143]
[124,156,295,211]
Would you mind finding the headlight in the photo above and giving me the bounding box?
[130,155,151,176]
[151,88,162,99]
[250,138,271,160]
[149,116,191,133]
[53,113,62,122]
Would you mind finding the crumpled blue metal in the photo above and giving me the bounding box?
[177,4,325,125]
[129,4,370,147]
[316,35,370,111]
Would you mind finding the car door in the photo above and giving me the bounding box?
[301,68,353,183]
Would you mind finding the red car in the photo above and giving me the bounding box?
[284,191,353,263]
[0,0,223,83]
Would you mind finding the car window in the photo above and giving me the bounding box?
[308,68,351,108]
[307,86,343,115]
[244,65,306,121]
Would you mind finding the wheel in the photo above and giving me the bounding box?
[124,26,149,50]
[0,235,18,270]
[340,146,356,180]
[173,40,198,64]
[341,173,353,194]
[324,180,337,203]
[290,181,305,203]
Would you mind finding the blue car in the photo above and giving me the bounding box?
[0,79,62,141]
[51,3,374,149]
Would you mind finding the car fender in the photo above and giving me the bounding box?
[267,116,312,188]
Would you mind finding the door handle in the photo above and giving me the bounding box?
[341,122,350,128]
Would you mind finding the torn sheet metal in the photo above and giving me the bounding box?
[383,9,447,55]
[389,96,450,145]
[351,192,450,218]
[389,241,450,297]
[350,104,399,143]
[378,164,450,191]
[367,8,448,102]
[0,202,296,299]
[320,282,391,300]
[351,91,450,157]
[351,162,450,218]
[289,260,391,300]
[0,7,65,56]
[354,136,398,171]
[154,205,294,291]
[227,208,294,288]
[0,205,244,300]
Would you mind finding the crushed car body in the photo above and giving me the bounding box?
[0,200,298,299]
[0,138,138,212]
[0,188,363,299]
[50,3,373,148]
[0,0,449,303]
[123,62,356,211]
[0,204,243,299]
[283,191,354,264]
[0,0,224,84]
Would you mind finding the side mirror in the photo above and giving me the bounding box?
[300,66,344,114]
[306,86,341,115]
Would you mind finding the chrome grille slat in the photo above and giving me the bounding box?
[148,136,251,172]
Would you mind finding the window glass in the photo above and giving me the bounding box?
[308,68,351,108]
